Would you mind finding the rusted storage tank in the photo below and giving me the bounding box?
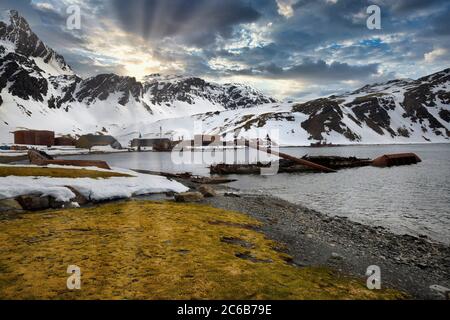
[372,153,422,167]
[13,130,55,146]
[14,130,35,145]
[55,136,76,146]
[13,131,26,144]
[34,130,55,146]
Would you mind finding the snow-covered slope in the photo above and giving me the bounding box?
[145,69,450,146]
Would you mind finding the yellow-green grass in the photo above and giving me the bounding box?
[0,201,406,300]
[0,166,131,179]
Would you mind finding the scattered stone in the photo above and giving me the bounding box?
[198,185,217,198]
[174,192,204,203]
[221,236,255,249]
[235,251,272,263]
[0,198,24,212]
[66,186,89,205]
[331,252,343,259]
[224,193,241,198]
[16,194,51,211]
[15,194,73,211]
[66,202,81,208]
[417,263,429,270]
[429,285,450,300]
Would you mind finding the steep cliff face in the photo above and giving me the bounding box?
[0,10,72,75]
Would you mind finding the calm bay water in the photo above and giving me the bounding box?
[63,144,450,244]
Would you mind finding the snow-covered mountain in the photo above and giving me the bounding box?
[146,69,450,146]
[0,11,275,143]
[0,10,449,146]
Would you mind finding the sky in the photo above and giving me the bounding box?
[1,0,449,101]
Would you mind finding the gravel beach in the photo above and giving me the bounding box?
[202,194,450,300]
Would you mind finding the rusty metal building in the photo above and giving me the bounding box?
[13,130,55,146]
[75,134,122,149]
[54,136,76,146]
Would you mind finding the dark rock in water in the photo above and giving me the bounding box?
[174,192,204,203]
[198,185,217,198]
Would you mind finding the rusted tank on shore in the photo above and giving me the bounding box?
[371,153,422,167]
[14,130,55,146]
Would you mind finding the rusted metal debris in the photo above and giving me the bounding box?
[209,144,423,175]
[372,153,422,167]
[28,150,111,170]
[246,142,337,173]
[210,157,371,175]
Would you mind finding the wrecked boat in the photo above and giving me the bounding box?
[209,156,372,175]
[209,152,422,175]
[28,150,111,170]
[372,153,422,167]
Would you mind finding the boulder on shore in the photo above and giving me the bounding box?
[15,194,72,211]
[0,198,24,212]
[174,192,204,203]
[66,186,89,205]
[198,185,217,198]
[16,194,52,211]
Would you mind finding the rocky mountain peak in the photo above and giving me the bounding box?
[0,10,72,75]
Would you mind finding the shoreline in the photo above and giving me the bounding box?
[1,187,448,299]
[200,194,450,300]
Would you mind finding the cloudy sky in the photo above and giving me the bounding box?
[1,0,449,100]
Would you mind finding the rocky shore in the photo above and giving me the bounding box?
[202,194,450,300]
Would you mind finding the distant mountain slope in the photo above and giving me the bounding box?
[0,10,449,146]
[144,69,450,146]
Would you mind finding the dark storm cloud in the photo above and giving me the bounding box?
[1,0,449,98]
[230,59,379,82]
[108,0,261,46]
[388,0,445,13]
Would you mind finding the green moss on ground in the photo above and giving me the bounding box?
[0,201,406,300]
[0,166,131,179]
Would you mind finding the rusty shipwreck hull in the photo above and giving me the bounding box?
[372,153,422,167]
[28,150,111,170]
[210,156,371,175]
[301,156,372,170]
[209,152,422,175]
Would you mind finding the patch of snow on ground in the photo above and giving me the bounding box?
[0,165,188,202]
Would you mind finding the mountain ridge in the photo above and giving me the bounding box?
[0,10,449,146]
